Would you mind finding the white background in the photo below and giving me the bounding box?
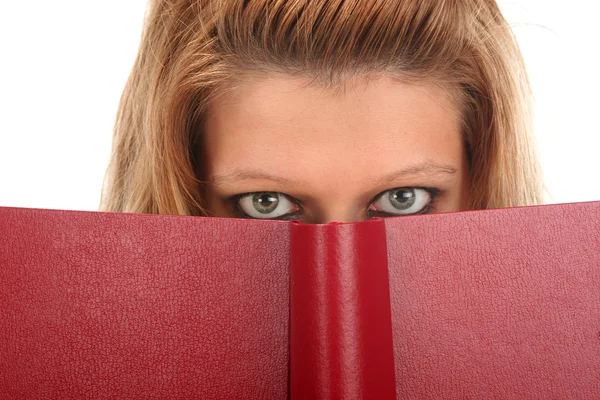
[0,1,598,211]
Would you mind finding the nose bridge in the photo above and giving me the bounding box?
[309,214,365,224]
[304,202,368,224]
[300,173,371,224]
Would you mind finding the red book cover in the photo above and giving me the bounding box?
[1,201,599,399]
[0,210,291,399]
[386,202,600,398]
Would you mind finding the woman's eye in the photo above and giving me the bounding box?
[236,192,300,219]
[369,188,433,216]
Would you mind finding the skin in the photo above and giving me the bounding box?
[202,74,469,224]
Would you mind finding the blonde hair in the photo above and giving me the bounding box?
[101,0,542,215]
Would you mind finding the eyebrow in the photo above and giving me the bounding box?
[211,169,305,187]
[210,162,457,187]
[376,162,458,185]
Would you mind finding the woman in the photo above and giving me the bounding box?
[101,0,543,223]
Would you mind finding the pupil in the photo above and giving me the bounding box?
[253,192,279,214]
[389,189,415,210]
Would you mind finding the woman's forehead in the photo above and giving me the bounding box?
[202,74,464,187]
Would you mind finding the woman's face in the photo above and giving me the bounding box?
[202,74,469,223]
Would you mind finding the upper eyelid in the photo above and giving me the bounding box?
[231,187,440,219]
[230,191,303,206]
[367,186,440,207]
[230,192,302,218]
[231,187,439,208]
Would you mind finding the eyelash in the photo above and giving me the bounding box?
[228,192,303,220]
[367,187,440,218]
[227,187,442,220]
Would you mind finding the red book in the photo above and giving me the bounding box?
[1,201,599,399]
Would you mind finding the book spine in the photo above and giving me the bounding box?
[290,219,396,399]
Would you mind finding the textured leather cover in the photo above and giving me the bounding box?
[0,207,290,399]
[290,220,396,399]
[386,201,600,399]
[1,201,600,399]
